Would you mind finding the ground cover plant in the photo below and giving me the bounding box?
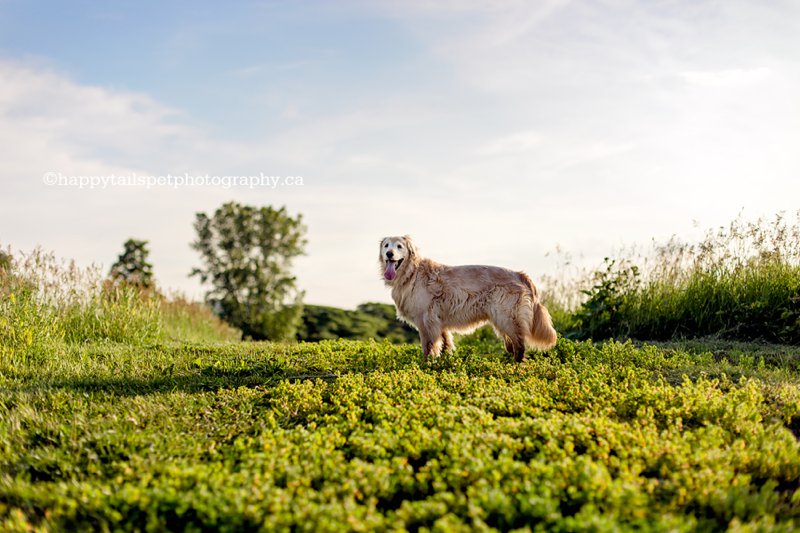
[2,337,800,531]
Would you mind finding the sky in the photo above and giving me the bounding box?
[2,0,799,308]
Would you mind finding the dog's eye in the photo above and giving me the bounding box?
[384,243,389,248]
[398,244,403,249]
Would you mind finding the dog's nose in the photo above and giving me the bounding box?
[386,250,394,259]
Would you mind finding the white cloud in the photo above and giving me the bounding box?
[477,130,542,156]
[0,61,342,303]
[679,67,772,87]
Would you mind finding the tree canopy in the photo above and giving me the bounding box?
[191,202,307,340]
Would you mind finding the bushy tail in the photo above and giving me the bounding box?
[519,272,558,350]
[530,302,558,350]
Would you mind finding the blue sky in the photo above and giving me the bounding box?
[2,0,800,307]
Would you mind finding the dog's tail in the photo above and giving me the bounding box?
[530,302,558,350]
[519,273,558,350]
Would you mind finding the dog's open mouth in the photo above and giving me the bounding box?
[384,258,403,281]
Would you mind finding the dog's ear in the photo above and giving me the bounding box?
[378,237,387,261]
[402,235,417,257]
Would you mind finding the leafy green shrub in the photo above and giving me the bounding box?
[355,302,419,343]
[569,258,640,340]
[299,302,417,343]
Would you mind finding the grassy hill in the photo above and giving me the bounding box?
[2,337,800,530]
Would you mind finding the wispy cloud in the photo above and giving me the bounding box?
[678,67,772,87]
[477,130,542,156]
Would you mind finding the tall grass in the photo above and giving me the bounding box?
[625,213,800,341]
[0,247,239,361]
[0,247,161,360]
[553,212,800,343]
[160,293,241,342]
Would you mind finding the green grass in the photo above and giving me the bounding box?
[0,248,239,361]
[625,260,800,343]
[2,338,800,531]
[159,295,241,343]
[552,212,800,343]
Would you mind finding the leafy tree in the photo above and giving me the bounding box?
[109,239,155,290]
[191,202,307,341]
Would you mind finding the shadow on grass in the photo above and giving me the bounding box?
[5,337,797,398]
[0,339,430,396]
[2,366,367,397]
[1,345,519,398]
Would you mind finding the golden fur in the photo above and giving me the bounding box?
[379,235,557,361]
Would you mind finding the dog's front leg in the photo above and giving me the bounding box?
[419,331,443,361]
[419,314,443,361]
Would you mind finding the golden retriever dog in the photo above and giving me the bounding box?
[379,235,557,361]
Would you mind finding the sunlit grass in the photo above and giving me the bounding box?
[0,247,237,363]
[159,293,241,343]
[544,211,800,343]
[1,338,799,530]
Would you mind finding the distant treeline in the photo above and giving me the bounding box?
[298,302,417,343]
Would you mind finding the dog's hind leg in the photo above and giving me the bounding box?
[494,319,527,362]
[511,317,531,362]
[510,338,526,362]
[501,334,525,362]
[441,330,455,353]
[503,335,514,354]
[491,313,522,360]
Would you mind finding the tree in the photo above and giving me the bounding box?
[190,202,307,340]
[109,239,155,290]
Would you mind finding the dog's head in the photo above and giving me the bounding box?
[379,235,417,283]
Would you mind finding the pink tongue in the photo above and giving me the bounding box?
[384,261,397,281]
